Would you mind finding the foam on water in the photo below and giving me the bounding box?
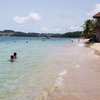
[77,43,85,47]
[59,70,67,76]
[55,70,67,88]
[40,70,67,100]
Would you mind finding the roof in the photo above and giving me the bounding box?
[93,12,100,18]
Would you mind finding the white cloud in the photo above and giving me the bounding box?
[69,25,79,31]
[54,27,61,32]
[40,26,61,33]
[40,25,82,33]
[87,3,100,17]
[40,26,49,32]
[13,12,42,24]
[51,26,62,32]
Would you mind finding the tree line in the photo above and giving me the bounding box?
[0,18,99,39]
[0,30,83,38]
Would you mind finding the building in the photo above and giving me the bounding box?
[93,12,100,41]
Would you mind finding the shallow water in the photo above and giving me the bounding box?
[0,37,74,100]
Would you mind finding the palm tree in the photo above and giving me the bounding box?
[83,19,96,38]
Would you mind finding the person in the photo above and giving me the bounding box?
[10,55,15,62]
[78,38,80,42]
[26,41,28,43]
[13,52,17,59]
[71,39,73,42]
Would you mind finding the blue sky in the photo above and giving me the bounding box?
[0,0,100,33]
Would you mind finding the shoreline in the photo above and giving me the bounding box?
[41,42,100,100]
[90,43,100,56]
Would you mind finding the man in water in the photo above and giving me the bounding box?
[13,52,17,59]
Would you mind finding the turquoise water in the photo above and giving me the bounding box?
[0,37,72,100]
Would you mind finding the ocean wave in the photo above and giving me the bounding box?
[39,70,67,100]
[77,43,85,47]
[55,70,67,88]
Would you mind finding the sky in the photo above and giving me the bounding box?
[0,0,100,33]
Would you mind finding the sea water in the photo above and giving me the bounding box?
[0,37,72,100]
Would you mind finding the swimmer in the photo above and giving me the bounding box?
[13,52,17,59]
[10,55,15,62]
[26,41,28,43]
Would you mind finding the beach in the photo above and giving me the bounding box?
[90,43,100,52]
[42,42,100,100]
[0,37,100,100]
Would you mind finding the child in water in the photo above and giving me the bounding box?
[10,55,15,62]
[9,52,17,62]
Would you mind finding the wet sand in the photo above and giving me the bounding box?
[42,43,100,100]
[90,43,100,56]
[91,43,100,52]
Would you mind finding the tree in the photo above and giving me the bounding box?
[83,19,96,38]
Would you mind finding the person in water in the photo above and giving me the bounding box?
[13,52,17,59]
[10,55,15,62]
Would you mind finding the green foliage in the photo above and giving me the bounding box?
[51,31,82,38]
[0,30,82,38]
[62,31,82,38]
[13,32,41,37]
[83,19,96,38]
[3,30,14,33]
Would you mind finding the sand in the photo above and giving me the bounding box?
[42,43,100,100]
[91,43,100,52]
